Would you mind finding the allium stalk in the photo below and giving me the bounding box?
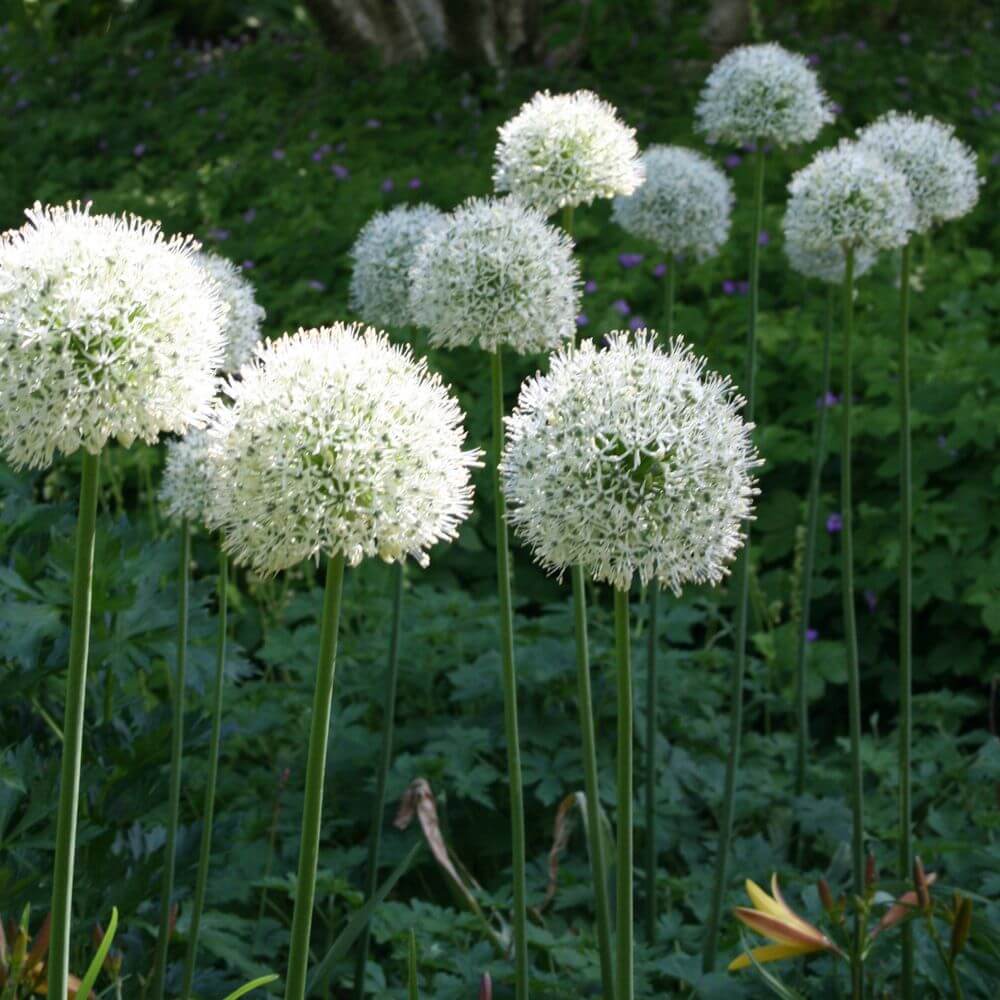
[353,561,406,999]
[703,145,765,974]
[614,587,634,1000]
[150,520,191,1000]
[47,450,101,1000]
[490,348,530,1000]
[571,565,615,999]
[181,547,229,1000]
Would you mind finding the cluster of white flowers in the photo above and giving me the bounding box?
[207,324,480,576]
[501,333,760,593]
[695,43,834,147]
[160,428,216,527]
[409,196,580,354]
[349,204,447,328]
[784,232,877,285]
[784,141,915,257]
[856,112,981,233]
[196,251,266,372]
[493,90,644,216]
[612,145,733,259]
[0,202,225,470]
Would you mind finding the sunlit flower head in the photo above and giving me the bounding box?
[493,90,644,216]
[501,332,760,593]
[207,324,480,576]
[695,43,834,147]
[349,203,447,328]
[160,427,216,528]
[0,202,224,469]
[856,112,981,233]
[409,196,581,354]
[784,141,915,256]
[784,231,877,285]
[612,145,734,259]
[730,874,843,971]
[197,251,265,372]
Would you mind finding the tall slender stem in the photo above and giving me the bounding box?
[285,553,347,1000]
[47,449,101,1000]
[897,240,914,1000]
[571,565,615,999]
[407,929,419,1000]
[840,247,865,1000]
[150,520,191,1000]
[353,561,406,998]
[490,350,529,1000]
[703,144,765,973]
[181,547,229,1000]
[794,286,835,807]
[644,253,675,946]
[614,587,634,1000]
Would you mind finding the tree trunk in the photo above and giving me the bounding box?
[303,0,540,65]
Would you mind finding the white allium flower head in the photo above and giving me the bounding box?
[695,43,834,147]
[207,324,480,576]
[784,231,877,285]
[160,427,216,528]
[409,196,581,355]
[611,145,734,259]
[493,90,644,216]
[501,332,760,594]
[349,203,447,328]
[196,251,266,372]
[856,111,981,233]
[784,140,916,256]
[0,202,225,470]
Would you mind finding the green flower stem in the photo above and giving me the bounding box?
[490,349,529,1000]
[703,144,765,973]
[47,449,101,1000]
[285,552,346,1000]
[897,240,914,1000]
[407,929,419,1000]
[151,521,191,1000]
[571,565,615,1000]
[353,561,406,999]
[794,286,835,807]
[181,547,229,1000]
[840,247,865,1000]
[644,253,675,946]
[614,587,634,1000]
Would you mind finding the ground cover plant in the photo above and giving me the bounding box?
[0,2,998,998]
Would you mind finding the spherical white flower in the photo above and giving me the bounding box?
[493,90,644,216]
[611,145,734,259]
[409,196,581,355]
[784,231,877,285]
[856,112,981,234]
[784,141,916,256]
[349,203,447,328]
[501,332,760,594]
[160,428,216,528]
[207,324,480,576]
[695,43,834,147]
[196,251,265,372]
[0,202,224,470]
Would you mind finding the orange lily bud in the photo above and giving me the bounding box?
[479,971,493,1000]
[950,896,972,960]
[818,878,835,914]
[913,857,931,911]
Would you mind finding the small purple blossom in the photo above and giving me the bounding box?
[331,164,350,180]
[307,279,327,292]
[575,314,589,327]
[722,280,737,295]
[724,154,742,170]
[127,66,140,78]
[272,148,286,160]
[311,149,325,162]
[652,263,667,279]
[381,178,394,193]
[133,143,146,158]
[241,260,255,270]
[855,40,868,51]
[831,101,844,115]
[618,252,644,269]
[757,230,770,246]
[817,391,840,409]
[612,298,630,316]
[628,316,645,330]
[365,117,382,129]
[206,228,231,242]
[806,628,819,643]
[826,513,843,534]
[408,177,422,190]
[584,280,598,294]
[243,208,257,224]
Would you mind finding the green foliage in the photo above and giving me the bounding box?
[0,3,998,997]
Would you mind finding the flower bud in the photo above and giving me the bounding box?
[913,856,931,911]
[479,971,493,1000]
[865,853,877,891]
[950,895,972,960]
[818,878,835,914]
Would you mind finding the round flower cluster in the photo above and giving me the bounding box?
[197,251,266,372]
[207,324,480,576]
[409,197,580,355]
[856,112,981,233]
[501,332,760,593]
[0,202,224,470]
[160,428,216,527]
[349,203,446,328]
[611,145,734,259]
[493,90,644,217]
[695,43,834,147]
[784,141,915,256]
[784,232,877,285]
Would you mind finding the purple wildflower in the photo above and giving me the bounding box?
[243,208,257,224]
[619,252,644,269]
[826,513,843,534]
[612,298,630,316]
[652,263,667,278]
[307,279,327,292]
[584,280,598,294]
[381,178,394,193]
[133,143,146,158]
[408,177,422,190]
[272,148,286,160]
[758,230,770,246]
[331,164,350,180]
[722,280,737,295]
[725,154,742,170]
[806,628,819,642]
[575,314,589,327]
[628,316,645,330]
